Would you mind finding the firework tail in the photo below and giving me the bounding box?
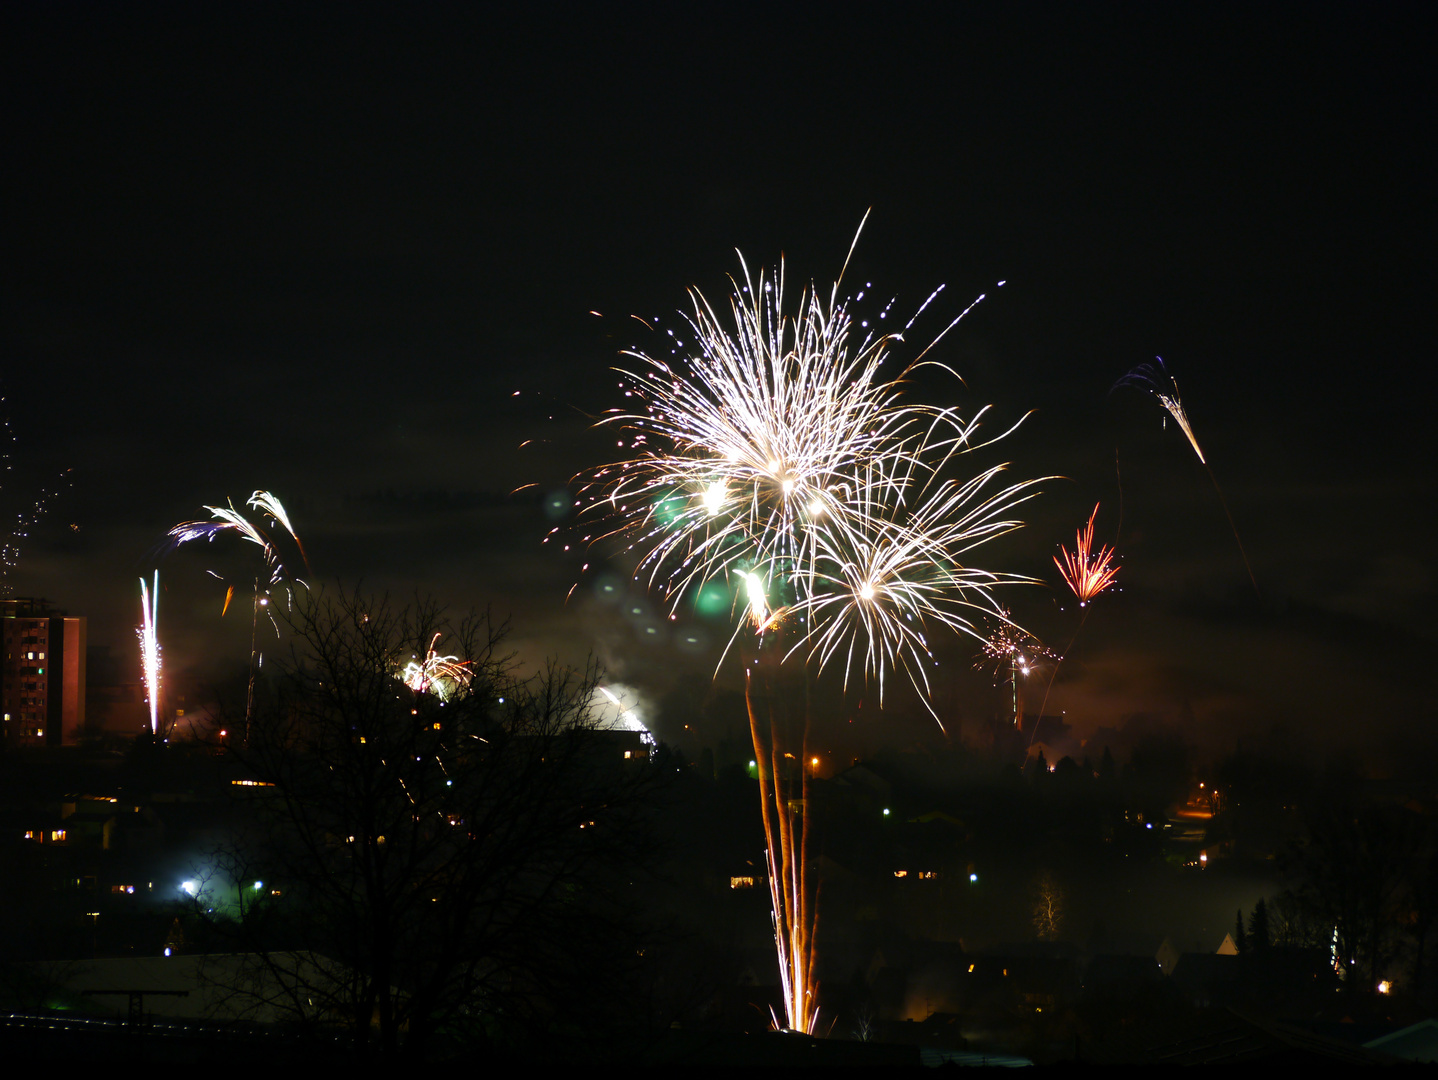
[1204,461,1258,596]
[746,651,819,1033]
[1115,360,1256,596]
[138,572,161,735]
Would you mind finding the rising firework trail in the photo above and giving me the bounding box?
[138,572,161,735]
[580,221,1043,1031]
[1032,503,1120,743]
[1114,358,1257,594]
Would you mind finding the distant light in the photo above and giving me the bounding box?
[882,808,890,816]
[181,880,198,897]
[969,872,978,883]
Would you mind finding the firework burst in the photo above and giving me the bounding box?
[977,614,1057,682]
[1055,503,1119,607]
[161,490,308,740]
[400,633,474,701]
[584,236,1041,714]
[164,490,308,590]
[581,226,1043,1033]
[976,611,1056,728]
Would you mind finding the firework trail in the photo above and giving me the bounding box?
[1031,503,1119,745]
[580,224,1043,1032]
[1114,358,1257,594]
[138,572,161,735]
[1115,358,1204,462]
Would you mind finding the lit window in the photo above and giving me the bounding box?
[729,876,755,890]
[893,870,908,878]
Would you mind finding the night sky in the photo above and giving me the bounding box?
[4,4,1433,769]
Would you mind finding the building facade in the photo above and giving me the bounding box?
[2,597,86,747]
